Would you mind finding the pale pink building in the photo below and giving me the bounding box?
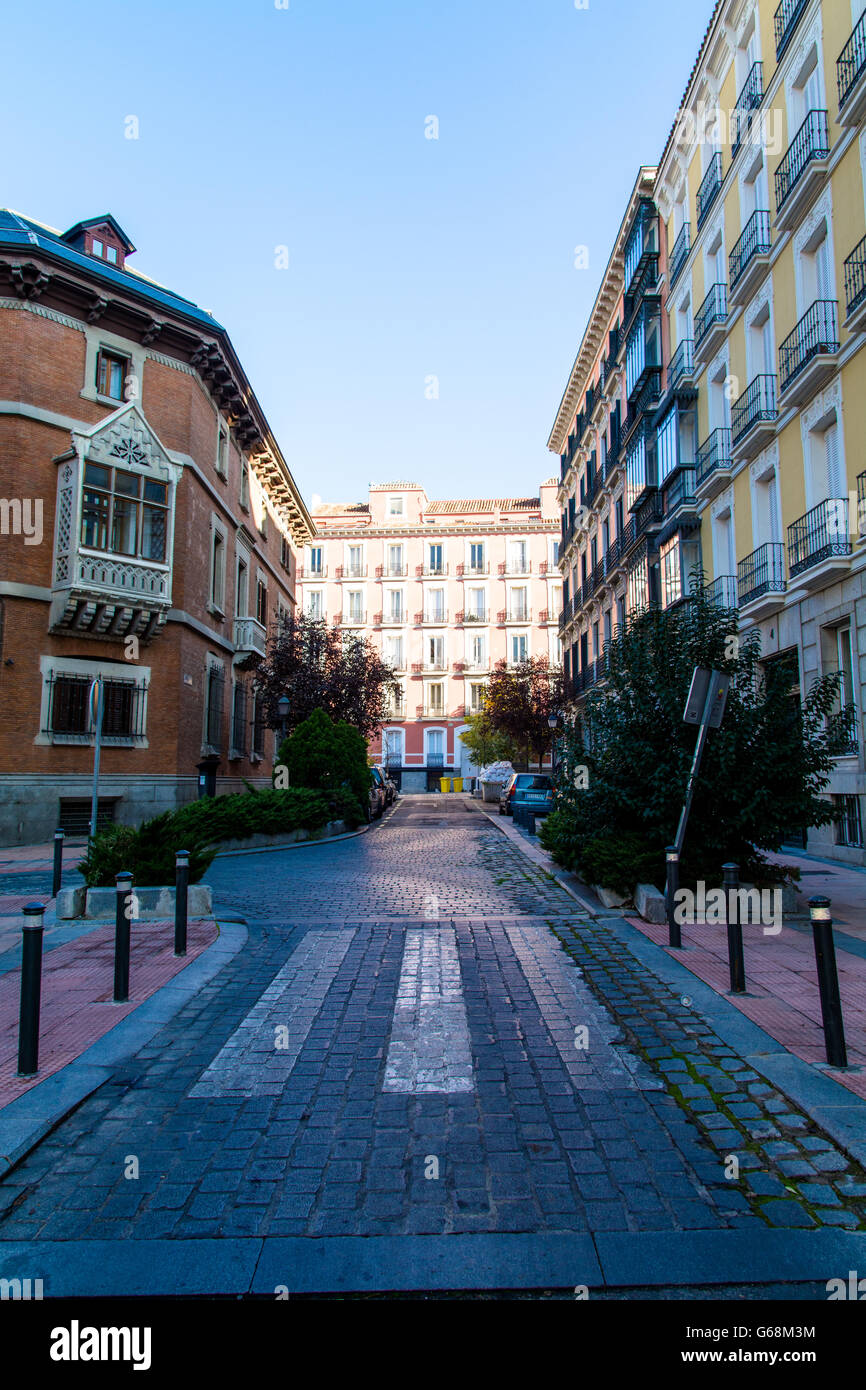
[297,481,561,791]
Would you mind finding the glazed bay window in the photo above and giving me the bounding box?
[660,535,682,609]
[96,349,129,402]
[81,464,168,562]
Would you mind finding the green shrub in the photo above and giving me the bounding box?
[276,708,371,814]
[577,833,662,897]
[79,786,362,887]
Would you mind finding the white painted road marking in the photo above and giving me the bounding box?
[190,929,355,1098]
[383,927,474,1093]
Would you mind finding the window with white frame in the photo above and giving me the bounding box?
[426,725,445,760]
[426,587,445,622]
[384,634,405,669]
[510,632,528,665]
[216,424,229,478]
[346,590,364,623]
[469,681,486,713]
[660,535,683,609]
[426,686,445,718]
[307,589,323,620]
[210,520,227,612]
[388,495,404,518]
[308,545,324,577]
[465,586,485,620]
[386,588,404,621]
[468,631,487,670]
[346,545,364,578]
[387,543,404,576]
[469,542,486,573]
[236,553,249,617]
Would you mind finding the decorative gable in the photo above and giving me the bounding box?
[72,402,181,485]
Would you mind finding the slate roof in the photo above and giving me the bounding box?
[0,208,223,331]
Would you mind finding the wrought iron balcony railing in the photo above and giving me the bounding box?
[336,564,367,579]
[696,153,723,229]
[775,0,809,60]
[668,222,690,287]
[779,300,839,393]
[696,427,733,488]
[775,110,830,215]
[732,62,764,156]
[668,337,694,391]
[704,574,738,609]
[844,233,866,319]
[838,11,866,111]
[729,209,771,291]
[827,704,859,757]
[694,282,727,352]
[732,374,777,447]
[787,498,852,578]
[664,466,697,514]
[737,541,786,607]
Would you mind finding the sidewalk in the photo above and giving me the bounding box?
[0,916,219,1109]
[764,849,866,943]
[486,807,866,1102]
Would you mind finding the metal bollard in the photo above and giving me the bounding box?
[114,871,134,1004]
[174,850,189,957]
[723,862,746,995]
[52,828,64,899]
[809,897,848,1068]
[526,812,536,835]
[17,903,45,1076]
[665,845,682,948]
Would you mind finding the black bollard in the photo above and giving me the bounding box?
[723,861,746,995]
[809,897,848,1068]
[174,850,189,957]
[666,845,682,948]
[17,903,45,1076]
[114,871,134,1004]
[52,829,64,899]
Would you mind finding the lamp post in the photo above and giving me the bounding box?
[547,711,560,779]
[277,695,290,745]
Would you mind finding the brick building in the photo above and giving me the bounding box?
[0,208,313,845]
[298,482,561,790]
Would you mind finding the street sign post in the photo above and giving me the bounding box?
[88,676,105,842]
[666,666,731,948]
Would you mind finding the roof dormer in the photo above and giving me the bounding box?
[60,215,135,269]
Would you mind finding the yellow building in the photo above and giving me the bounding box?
[551,0,866,864]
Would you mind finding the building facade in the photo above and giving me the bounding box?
[551,0,866,866]
[298,482,561,789]
[549,168,669,707]
[0,209,313,845]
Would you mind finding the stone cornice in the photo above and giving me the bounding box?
[547,167,656,456]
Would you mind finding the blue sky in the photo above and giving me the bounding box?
[2,0,711,507]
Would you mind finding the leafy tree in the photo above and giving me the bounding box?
[276,708,371,814]
[484,656,566,768]
[458,710,518,770]
[254,612,400,741]
[540,585,841,890]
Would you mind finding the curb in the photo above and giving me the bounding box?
[599,911,866,1172]
[482,804,866,1171]
[0,918,248,1181]
[1,1228,864,1296]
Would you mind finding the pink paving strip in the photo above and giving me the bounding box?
[0,918,219,1108]
[626,915,866,1102]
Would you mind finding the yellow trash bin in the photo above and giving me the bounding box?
[452,777,464,793]
[439,777,451,794]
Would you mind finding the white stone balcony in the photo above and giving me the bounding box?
[233,615,268,659]
[50,548,172,642]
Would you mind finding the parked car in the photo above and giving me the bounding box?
[373,764,398,806]
[499,773,554,818]
[367,769,386,821]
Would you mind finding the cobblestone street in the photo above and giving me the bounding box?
[1,796,864,1295]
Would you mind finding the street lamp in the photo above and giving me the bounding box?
[277,695,290,743]
[547,710,561,778]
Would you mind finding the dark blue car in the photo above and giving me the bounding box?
[499,773,554,817]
